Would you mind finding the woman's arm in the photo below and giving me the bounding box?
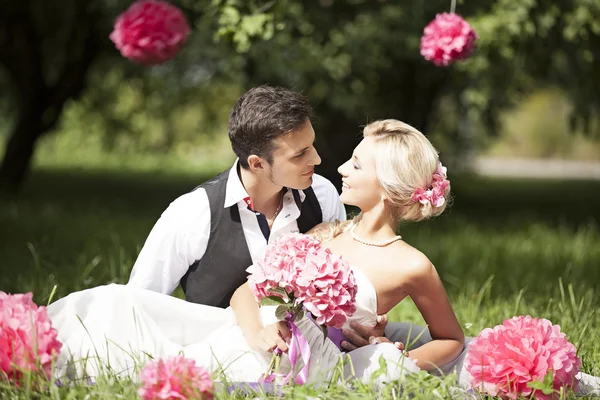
[400,260,464,371]
[230,282,290,353]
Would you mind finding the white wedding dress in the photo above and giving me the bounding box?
[47,268,419,385]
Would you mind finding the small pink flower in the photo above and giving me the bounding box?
[138,355,214,400]
[420,13,477,66]
[411,187,431,205]
[110,0,191,65]
[435,162,448,178]
[430,186,446,207]
[0,292,62,384]
[465,316,581,400]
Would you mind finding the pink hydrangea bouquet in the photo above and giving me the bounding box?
[110,0,191,65]
[138,355,214,400]
[465,315,581,399]
[247,233,358,384]
[0,291,62,385]
[420,12,477,66]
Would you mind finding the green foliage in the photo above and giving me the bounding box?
[3,0,600,190]
[527,370,556,397]
[228,0,600,166]
[213,0,279,52]
[54,66,242,155]
[260,295,287,306]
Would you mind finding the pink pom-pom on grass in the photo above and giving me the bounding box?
[465,315,581,399]
[138,355,214,400]
[0,292,62,385]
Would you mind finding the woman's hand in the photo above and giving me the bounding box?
[248,321,291,353]
[231,283,292,353]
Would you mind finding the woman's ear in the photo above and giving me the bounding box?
[380,189,391,203]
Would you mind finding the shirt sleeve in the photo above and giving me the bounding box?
[127,188,211,295]
[311,174,347,223]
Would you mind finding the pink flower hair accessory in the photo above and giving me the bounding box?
[411,161,449,208]
[110,0,191,65]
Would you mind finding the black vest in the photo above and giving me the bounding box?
[180,170,323,308]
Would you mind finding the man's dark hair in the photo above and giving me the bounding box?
[229,85,313,168]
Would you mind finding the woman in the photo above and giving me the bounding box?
[48,120,599,394]
[214,118,464,383]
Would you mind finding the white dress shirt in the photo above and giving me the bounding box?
[127,161,347,295]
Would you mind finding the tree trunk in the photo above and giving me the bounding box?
[0,111,43,193]
[0,4,99,194]
[313,108,362,190]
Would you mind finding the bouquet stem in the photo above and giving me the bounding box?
[261,348,283,383]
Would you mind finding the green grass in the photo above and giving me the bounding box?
[1,167,600,398]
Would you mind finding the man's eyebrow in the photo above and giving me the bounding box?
[294,146,310,156]
[294,139,316,156]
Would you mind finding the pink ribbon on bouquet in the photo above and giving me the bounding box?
[262,312,311,385]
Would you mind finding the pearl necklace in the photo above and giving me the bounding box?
[350,224,402,247]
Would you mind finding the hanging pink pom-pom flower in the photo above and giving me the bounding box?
[138,355,214,400]
[0,292,62,384]
[420,13,477,66]
[110,0,191,65]
[465,315,581,399]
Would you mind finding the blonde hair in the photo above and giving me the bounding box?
[310,119,450,243]
[364,119,450,222]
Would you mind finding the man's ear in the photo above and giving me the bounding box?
[247,155,266,173]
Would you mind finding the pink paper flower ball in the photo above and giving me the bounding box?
[465,315,581,399]
[0,291,62,384]
[420,13,477,66]
[138,355,214,400]
[110,0,191,65]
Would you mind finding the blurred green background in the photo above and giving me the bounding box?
[1,0,600,378]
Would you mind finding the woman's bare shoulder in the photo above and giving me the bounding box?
[386,241,435,280]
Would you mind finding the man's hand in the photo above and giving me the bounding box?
[341,314,388,351]
[368,336,405,351]
[248,321,291,353]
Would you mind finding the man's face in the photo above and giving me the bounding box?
[267,120,322,190]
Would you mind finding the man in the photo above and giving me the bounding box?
[127,85,345,308]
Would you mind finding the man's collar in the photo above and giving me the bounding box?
[223,159,307,208]
[223,159,251,208]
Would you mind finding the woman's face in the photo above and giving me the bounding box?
[338,137,384,209]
